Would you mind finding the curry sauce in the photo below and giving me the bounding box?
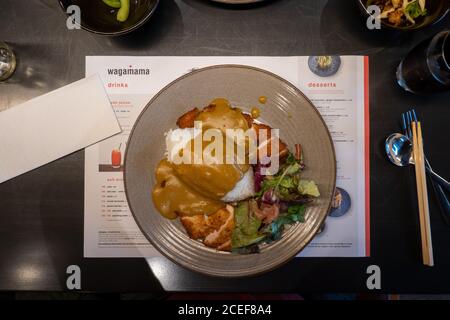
[152,99,251,219]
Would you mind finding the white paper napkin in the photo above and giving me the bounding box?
[0,74,121,183]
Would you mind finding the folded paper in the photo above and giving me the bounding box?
[0,75,121,183]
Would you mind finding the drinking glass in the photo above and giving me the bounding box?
[111,149,122,168]
[0,42,16,82]
[397,30,450,94]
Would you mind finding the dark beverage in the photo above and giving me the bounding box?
[397,31,450,94]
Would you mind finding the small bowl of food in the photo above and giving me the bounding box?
[59,0,159,36]
[357,0,450,31]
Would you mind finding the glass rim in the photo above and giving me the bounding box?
[441,31,450,71]
[0,41,16,82]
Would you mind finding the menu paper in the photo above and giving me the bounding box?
[84,56,370,258]
[0,75,121,184]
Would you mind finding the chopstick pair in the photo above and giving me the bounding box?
[403,110,434,266]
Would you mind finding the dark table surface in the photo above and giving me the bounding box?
[0,0,450,294]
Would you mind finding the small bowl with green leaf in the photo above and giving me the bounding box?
[357,0,449,31]
[59,0,159,36]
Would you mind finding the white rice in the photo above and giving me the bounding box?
[221,167,255,202]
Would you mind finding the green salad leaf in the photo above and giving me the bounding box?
[284,162,301,175]
[285,152,299,166]
[279,176,296,189]
[297,180,320,197]
[287,204,307,221]
[405,1,427,19]
[264,204,306,240]
[255,153,302,198]
[232,202,266,248]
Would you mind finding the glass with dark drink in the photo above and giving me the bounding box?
[397,30,450,94]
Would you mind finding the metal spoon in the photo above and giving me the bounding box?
[386,133,450,192]
[386,133,450,223]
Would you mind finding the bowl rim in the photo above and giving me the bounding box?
[58,0,160,36]
[123,64,337,278]
[357,0,450,31]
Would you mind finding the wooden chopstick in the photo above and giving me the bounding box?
[411,122,429,265]
[417,121,434,266]
[412,121,434,266]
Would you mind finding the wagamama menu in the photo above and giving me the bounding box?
[84,56,370,258]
